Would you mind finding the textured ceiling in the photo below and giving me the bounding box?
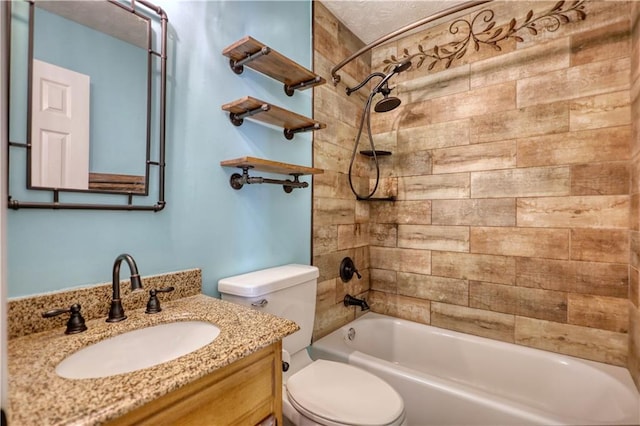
[321,0,469,45]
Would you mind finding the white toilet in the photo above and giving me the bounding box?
[218,264,407,426]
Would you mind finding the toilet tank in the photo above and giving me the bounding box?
[218,264,319,355]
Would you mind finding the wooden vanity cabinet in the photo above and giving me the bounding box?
[108,341,282,426]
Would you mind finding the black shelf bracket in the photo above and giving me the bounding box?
[229,103,270,126]
[229,168,308,193]
[229,46,271,74]
[284,76,324,96]
[284,123,322,140]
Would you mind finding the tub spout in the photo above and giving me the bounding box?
[344,294,369,311]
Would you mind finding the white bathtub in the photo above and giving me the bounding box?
[309,312,640,426]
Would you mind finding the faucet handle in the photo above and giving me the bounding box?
[145,286,175,314]
[43,303,88,334]
[340,257,362,282]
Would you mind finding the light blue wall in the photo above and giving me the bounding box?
[7,0,313,298]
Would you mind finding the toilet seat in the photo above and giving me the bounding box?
[286,359,405,426]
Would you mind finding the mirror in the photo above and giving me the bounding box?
[6,0,168,211]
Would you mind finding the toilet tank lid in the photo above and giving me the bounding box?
[218,264,319,297]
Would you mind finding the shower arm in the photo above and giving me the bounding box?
[346,72,386,96]
[330,0,492,85]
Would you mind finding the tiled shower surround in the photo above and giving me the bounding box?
[313,1,640,390]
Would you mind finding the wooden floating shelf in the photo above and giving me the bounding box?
[220,156,324,176]
[221,157,323,193]
[221,96,326,140]
[223,36,326,96]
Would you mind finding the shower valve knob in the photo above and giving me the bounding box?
[340,257,362,282]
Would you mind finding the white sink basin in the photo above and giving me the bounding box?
[56,321,220,379]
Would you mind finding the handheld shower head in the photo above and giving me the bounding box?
[393,59,412,74]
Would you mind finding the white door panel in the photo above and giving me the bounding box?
[31,59,90,189]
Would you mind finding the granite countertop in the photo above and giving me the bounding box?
[7,294,299,426]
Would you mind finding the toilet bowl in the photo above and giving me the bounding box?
[218,264,407,426]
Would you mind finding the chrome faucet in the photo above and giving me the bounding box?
[107,253,143,322]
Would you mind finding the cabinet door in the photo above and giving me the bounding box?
[108,341,283,426]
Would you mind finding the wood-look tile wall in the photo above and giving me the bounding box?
[365,0,631,367]
[312,2,372,340]
[630,0,640,390]
[313,0,639,384]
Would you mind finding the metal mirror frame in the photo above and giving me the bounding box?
[5,0,168,211]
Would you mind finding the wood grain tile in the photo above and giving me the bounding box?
[316,278,338,311]
[515,316,627,366]
[432,251,515,285]
[631,267,639,308]
[569,91,630,131]
[567,293,629,333]
[469,280,517,315]
[432,140,516,175]
[470,281,568,323]
[432,198,516,226]
[314,197,355,226]
[570,228,629,263]
[516,257,628,298]
[571,21,631,67]
[370,200,432,225]
[517,287,568,323]
[398,173,470,200]
[517,57,630,108]
[394,150,433,177]
[399,64,470,104]
[470,227,570,260]
[431,302,515,343]
[632,231,640,271]
[315,84,361,129]
[337,224,369,250]
[314,249,353,283]
[398,272,468,306]
[370,291,431,325]
[629,305,640,389]
[470,102,569,144]
[631,193,639,233]
[517,127,631,167]
[370,246,399,271]
[398,248,432,275]
[370,177,398,199]
[313,225,338,256]
[336,270,369,305]
[571,162,630,196]
[370,268,397,293]
[313,170,356,200]
[470,37,570,89]
[471,167,570,198]
[313,302,355,341]
[516,195,629,229]
[397,120,470,152]
[398,225,469,252]
[369,223,397,248]
[403,82,516,128]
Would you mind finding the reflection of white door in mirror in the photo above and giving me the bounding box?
[31,59,89,190]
